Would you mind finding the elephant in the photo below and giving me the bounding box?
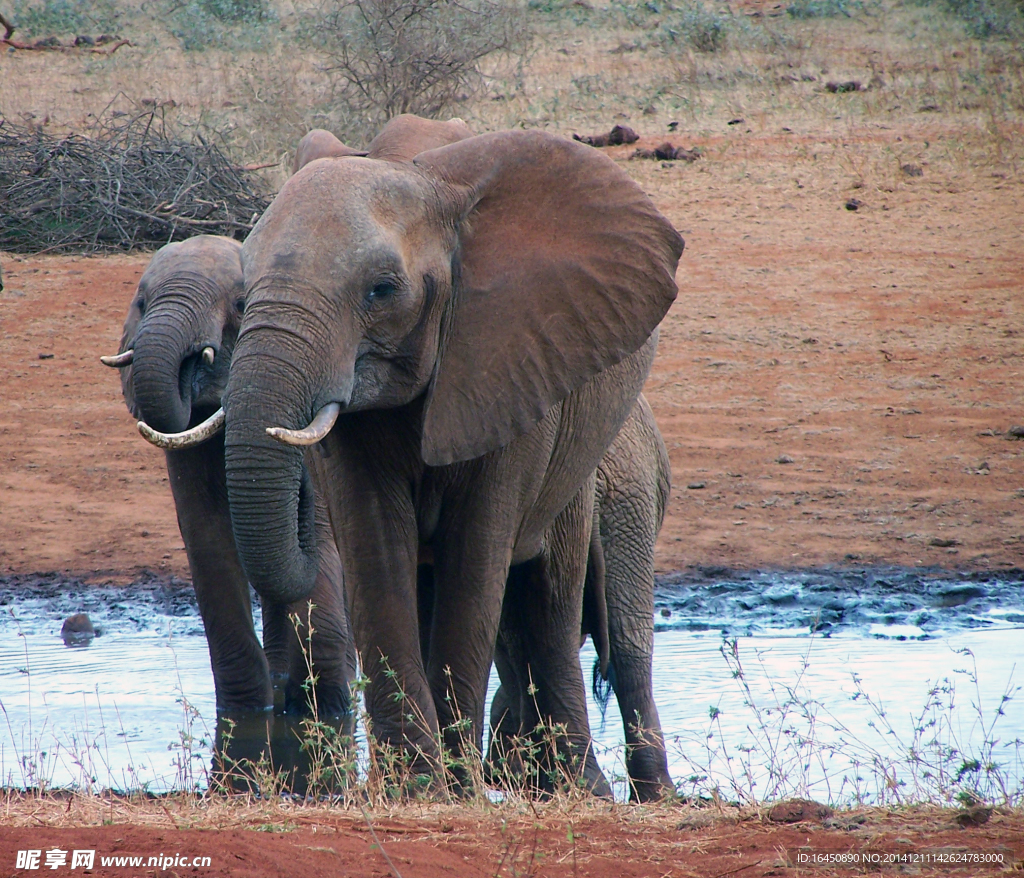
[218,118,683,793]
[487,394,675,802]
[101,235,358,784]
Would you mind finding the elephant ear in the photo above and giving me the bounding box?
[293,129,366,174]
[413,130,684,467]
[366,114,474,163]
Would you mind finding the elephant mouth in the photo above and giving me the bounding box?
[179,346,224,422]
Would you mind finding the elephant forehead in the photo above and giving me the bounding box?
[243,160,437,278]
[141,235,243,294]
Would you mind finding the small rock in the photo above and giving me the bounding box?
[901,163,923,177]
[34,36,63,48]
[767,799,833,824]
[845,199,863,211]
[954,804,992,827]
[1006,425,1024,439]
[929,537,957,548]
[660,608,672,618]
[38,353,54,359]
[727,118,745,126]
[668,121,679,131]
[777,454,794,464]
[687,481,706,490]
[572,124,639,148]
[632,143,702,162]
[61,613,97,647]
[825,80,862,93]
[73,34,95,46]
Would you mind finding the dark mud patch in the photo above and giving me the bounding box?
[655,566,1024,638]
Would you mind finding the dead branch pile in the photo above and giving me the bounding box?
[0,112,271,254]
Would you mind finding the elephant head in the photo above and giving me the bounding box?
[104,235,245,441]
[223,126,683,606]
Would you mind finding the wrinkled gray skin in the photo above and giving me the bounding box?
[488,395,675,802]
[111,236,357,737]
[223,118,683,793]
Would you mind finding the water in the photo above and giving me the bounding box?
[1,570,1022,802]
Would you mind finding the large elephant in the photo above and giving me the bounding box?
[488,394,674,801]
[220,122,683,791]
[101,236,357,736]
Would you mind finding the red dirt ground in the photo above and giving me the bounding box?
[1,799,1023,876]
[2,130,1022,580]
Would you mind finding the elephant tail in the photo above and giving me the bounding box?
[583,515,611,681]
[592,656,616,723]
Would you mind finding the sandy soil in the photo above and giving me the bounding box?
[1,798,1022,877]
[2,125,1022,580]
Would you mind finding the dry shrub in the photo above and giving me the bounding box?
[0,109,270,254]
[308,0,531,135]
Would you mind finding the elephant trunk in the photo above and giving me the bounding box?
[129,304,200,434]
[223,330,321,606]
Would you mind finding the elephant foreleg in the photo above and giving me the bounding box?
[166,438,272,712]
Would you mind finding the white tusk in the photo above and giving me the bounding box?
[202,346,215,366]
[100,349,134,367]
[266,402,341,446]
[138,407,225,450]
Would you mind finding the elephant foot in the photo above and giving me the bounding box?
[626,739,676,802]
[211,711,355,798]
[282,678,353,723]
[485,732,612,800]
[628,776,677,803]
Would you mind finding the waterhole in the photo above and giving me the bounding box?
[1,569,1021,803]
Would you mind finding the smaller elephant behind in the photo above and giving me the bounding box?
[102,235,357,734]
[489,395,674,802]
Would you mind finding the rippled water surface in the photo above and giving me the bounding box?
[2,569,1022,801]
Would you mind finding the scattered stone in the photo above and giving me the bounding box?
[668,120,679,131]
[825,80,863,93]
[929,537,958,548]
[1006,425,1024,439]
[767,799,833,824]
[954,804,993,827]
[777,454,794,464]
[632,143,702,162]
[73,35,95,47]
[918,103,941,112]
[33,36,62,48]
[61,613,97,647]
[572,125,639,148]
[901,163,923,177]
[845,198,863,211]
[727,118,745,125]
[38,352,54,359]
[687,481,706,490]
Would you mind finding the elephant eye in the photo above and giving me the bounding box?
[136,298,146,316]
[366,281,397,303]
[234,298,245,315]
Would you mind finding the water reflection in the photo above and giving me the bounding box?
[0,577,1021,802]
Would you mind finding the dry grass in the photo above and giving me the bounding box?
[1,0,1020,190]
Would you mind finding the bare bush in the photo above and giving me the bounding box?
[309,0,531,132]
[0,110,270,254]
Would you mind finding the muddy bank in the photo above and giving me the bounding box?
[5,566,1023,642]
